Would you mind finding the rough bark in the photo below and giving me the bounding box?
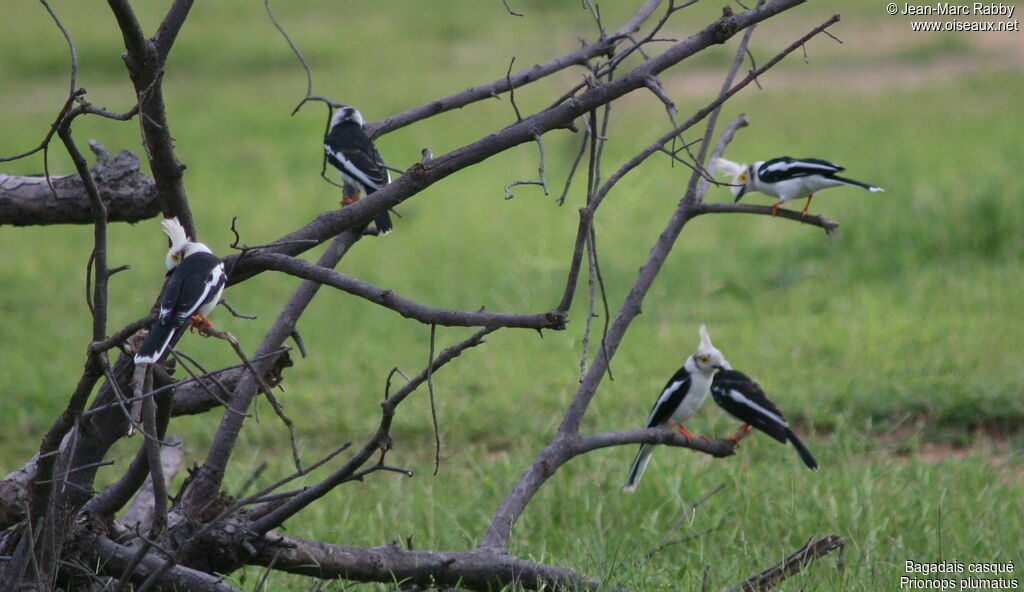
[0,148,158,226]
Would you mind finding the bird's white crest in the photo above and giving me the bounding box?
[162,217,189,249]
[691,324,726,375]
[698,324,713,349]
[161,217,195,270]
[712,157,744,178]
[712,157,748,197]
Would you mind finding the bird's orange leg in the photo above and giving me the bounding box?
[669,422,709,443]
[190,315,214,333]
[340,188,362,206]
[771,201,783,216]
[800,194,814,216]
[727,424,753,446]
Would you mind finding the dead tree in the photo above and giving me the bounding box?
[0,1,845,590]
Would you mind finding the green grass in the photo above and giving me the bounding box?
[1,1,1022,590]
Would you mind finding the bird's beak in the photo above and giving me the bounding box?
[734,185,747,202]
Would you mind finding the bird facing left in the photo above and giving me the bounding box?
[134,218,226,365]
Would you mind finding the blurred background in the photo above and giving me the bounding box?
[1,1,1021,589]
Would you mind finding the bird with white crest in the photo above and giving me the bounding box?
[134,217,226,365]
[623,325,727,492]
[713,156,883,216]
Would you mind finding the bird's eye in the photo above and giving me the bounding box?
[698,355,710,364]
[738,173,747,182]
[171,253,181,262]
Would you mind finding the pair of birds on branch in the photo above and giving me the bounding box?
[624,325,818,491]
[134,105,386,364]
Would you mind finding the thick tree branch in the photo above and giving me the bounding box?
[364,0,664,137]
[0,148,158,227]
[107,0,196,235]
[246,251,567,330]
[119,435,184,533]
[152,0,195,60]
[251,535,614,592]
[81,536,244,592]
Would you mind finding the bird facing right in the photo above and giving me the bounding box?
[623,325,727,492]
[323,105,394,234]
[710,368,818,470]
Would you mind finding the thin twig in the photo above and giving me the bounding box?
[501,0,524,17]
[204,326,303,472]
[427,325,442,476]
[263,0,334,116]
[506,57,523,122]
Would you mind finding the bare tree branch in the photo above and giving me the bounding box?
[245,251,567,330]
[693,202,840,235]
[107,0,196,234]
[249,327,496,534]
[80,536,244,592]
[721,535,846,592]
[365,0,665,137]
[250,535,615,592]
[0,148,159,226]
[119,435,184,533]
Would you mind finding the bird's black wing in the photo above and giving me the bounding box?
[758,157,843,183]
[645,366,692,428]
[159,253,225,327]
[137,253,224,363]
[324,122,389,191]
[710,369,789,443]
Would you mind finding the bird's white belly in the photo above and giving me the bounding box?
[198,283,225,318]
[767,176,844,202]
[668,373,712,425]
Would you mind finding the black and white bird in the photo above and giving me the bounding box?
[714,156,883,216]
[134,218,226,365]
[623,325,727,492]
[710,368,818,470]
[323,105,393,234]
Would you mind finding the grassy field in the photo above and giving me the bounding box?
[1,1,1022,590]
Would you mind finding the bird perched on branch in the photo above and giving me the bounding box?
[623,325,727,492]
[323,105,394,234]
[714,156,883,216]
[134,217,226,365]
[710,367,818,470]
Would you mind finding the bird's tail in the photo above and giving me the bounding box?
[134,322,180,365]
[375,211,393,235]
[623,444,656,492]
[830,175,884,193]
[784,427,819,471]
